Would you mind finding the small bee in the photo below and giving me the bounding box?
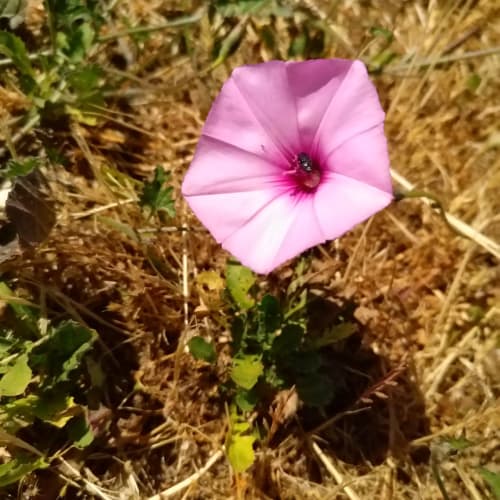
[296,152,314,173]
[293,152,321,191]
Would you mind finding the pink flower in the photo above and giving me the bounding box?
[182,59,393,274]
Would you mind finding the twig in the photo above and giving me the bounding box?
[0,113,40,158]
[311,442,361,500]
[58,458,118,500]
[391,168,500,259]
[71,199,136,219]
[147,449,224,499]
[387,46,500,73]
[98,8,205,43]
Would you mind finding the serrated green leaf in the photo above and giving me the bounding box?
[0,354,31,397]
[0,30,33,77]
[231,356,263,390]
[139,166,175,218]
[0,455,48,487]
[444,436,474,451]
[479,468,500,499]
[3,157,39,179]
[311,322,358,348]
[227,434,255,472]
[188,336,216,364]
[226,262,256,310]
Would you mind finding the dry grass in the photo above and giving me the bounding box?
[1,0,499,498]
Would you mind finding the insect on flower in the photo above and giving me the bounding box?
[182,59,393,274]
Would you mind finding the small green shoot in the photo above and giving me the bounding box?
[479,468,500,499]
[140,166,176,219]
[188,336,216,364]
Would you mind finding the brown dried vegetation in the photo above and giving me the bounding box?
[1,0,499,498]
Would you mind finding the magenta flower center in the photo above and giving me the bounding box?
[292,152,321,192]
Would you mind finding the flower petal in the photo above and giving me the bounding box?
[182,135,284,196]
[313,60,385,158]
[325,124,393,193]
[202,78,286,165]
[230,61,301,160]
[221,193,325,274]
[313,173,393,239]
[286,58,353,152]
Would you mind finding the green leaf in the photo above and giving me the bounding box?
[66,415,93,449]
[479,468,500,499]
[271,324,303,357]
[258,295,281,334]
[297,373,334,407]
[139,166,175,218]
[3,157,39,179]
[0,30,34,76]
[30,321,96,389]
[231,356,263,390]
[370,26,394,42]
[0,354,32,397]
[188,336,216,364]
[227,434,255,473]
[370,49,396,73]
[0,455,48,487]
[310,322,358,348]
[226,262,256,310]
[444,436,474,451]
[466,74,481,92]
[288,32,307,57]
[235,388,258,411]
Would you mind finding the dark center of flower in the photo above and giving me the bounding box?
[292,152,321,191]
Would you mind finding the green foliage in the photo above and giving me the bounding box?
[0,455,49,488]
[66,414,94,449]
[369,26,394,43]
[188,336,216,364]
[46,0,102,62]
[0,30,33,76]
[222,262,358,471]
[479,468,500,499]
[443,436,474,451]
[231,355,263,390]
[226,406,256,472]
[0,354,32,396]
[226,265,347,408]
[0,283,99,485]
[1,157,40,179]
[140,166,176,219]
[226,261,256,310]
[466,73,481,92]
[0,0,107,141]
